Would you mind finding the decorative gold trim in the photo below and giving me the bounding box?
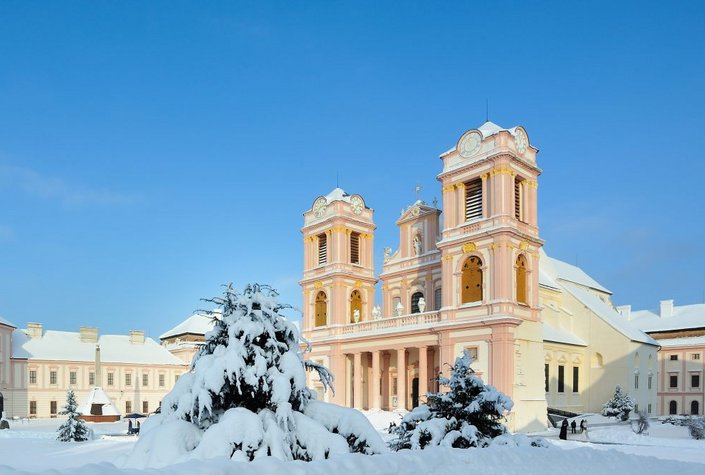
[491,166,516,177]
[462,242,477,253]
[354,280,362,288]
[442,184,455,193]
[519,240,530,251]
[480,173,489,181]
[314,281,323,289]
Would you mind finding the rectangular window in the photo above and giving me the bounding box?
[350,232,360,265]
[572,366,579,393]
[108,372,114,386]
[544,364,549,393]
[434,287,442,311]
[142,401,149,414]
[465,179,483,221]
[89,372,95,386]
[648,375,653,390]
[29,401,37,416]
[317,233,327,265]
[634,374,639,389]
[159,374,165,387]
[670,355,678,361]
[558,365,565,393]
[29,370,37,385]
[143,373,149,387]
[692,374,700,388]
[49,371,57,385]
[70,371,77,385]
[125,373,132,386]
[648,403,652,414]
[670,374,678,388]
[125,401,132,413]
[50,401,57,416]
[514,177,523,221]
[693,353,701,360]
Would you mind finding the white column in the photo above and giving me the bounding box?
[397,348,407,410]
[353,352,363,409]
[372,350,381,409]
[419,346,428,403]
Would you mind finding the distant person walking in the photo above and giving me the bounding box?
[580,419,586,434]
[571,420,577,434]
[559,419,569,440]
[128,419,133,434]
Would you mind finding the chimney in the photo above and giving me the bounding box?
[617,305,632,320]
[660,299,674,318]
[26,322,43,339]
[95,344,102,387]
[129,330,145,344]
[79,327,99,343]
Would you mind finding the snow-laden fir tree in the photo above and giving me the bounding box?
[56,388,89,442]
[127,284,386,468]
[389,350,513,450]
[688,417,705,440]
[601,385,634,421]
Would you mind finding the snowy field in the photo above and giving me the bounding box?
[1,413,704,474]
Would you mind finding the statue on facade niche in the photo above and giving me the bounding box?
[353,309,360,323]
[395,301,404,317]
[384,247,392,262]
[413,234,422,256]
[418,297,426,313]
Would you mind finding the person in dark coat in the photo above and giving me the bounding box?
[559,419,568,440]
[128,419,133,434]
[571,420,577,434]
[580,419,586,433]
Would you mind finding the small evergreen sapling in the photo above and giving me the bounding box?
[632,410,650,435]
[601,385,635,421]
[57,388,89,442]
[389,350,513,450]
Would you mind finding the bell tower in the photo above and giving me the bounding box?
[300,188,376,332]
[436,121,546,431]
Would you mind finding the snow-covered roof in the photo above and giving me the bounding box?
[160,313,215,340]
[12,329,186,365]
[629,303,705,333]
[540,249,611,294]
[561,282,658,346]
[657,335,705,348]
[76,387,120,416]
[538,268,561,291]
[324,187,352,204]
[543,322,587,346]
[0,315,16,328]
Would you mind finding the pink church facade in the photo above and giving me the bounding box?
[300,122,548,431]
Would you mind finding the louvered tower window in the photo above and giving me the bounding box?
[350,231,360,264]
[317,233,327,265]
[465,178,483,221]
[514,177,523,221]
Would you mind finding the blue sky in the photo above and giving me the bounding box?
[1,1,704,337]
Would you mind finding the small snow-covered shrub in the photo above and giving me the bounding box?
[632,410,650,435]
[688,417,705,440]
[601,386,634,421]
[389,350,513,450]
[57,389,89,442]
[126,283,385,468]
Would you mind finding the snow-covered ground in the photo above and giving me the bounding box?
[1,413,704,474]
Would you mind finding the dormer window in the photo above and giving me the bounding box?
[465,178,482,221]
[350,231,360,264]
[318,233,327,265]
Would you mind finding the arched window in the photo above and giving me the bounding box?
[669,400,678,415]
[315,291,327,327]
[411,292,424,314]
[516,254,528,305]
[350,290,362,323]
[692,400,699,415]
[461,256,483,303]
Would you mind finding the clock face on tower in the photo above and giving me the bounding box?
[313,197,327,218]
[459,131,482,158]
[514,129,528,154]
[350,195,364,215]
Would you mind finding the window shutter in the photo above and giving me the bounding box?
[465,179,483,220]
[318,234,327,265]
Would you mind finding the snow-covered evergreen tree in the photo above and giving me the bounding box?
[389,350,513,450]
[56,388,89,442]
[127,284,385,468]
[601,386,634,421]
[688,417,705,440]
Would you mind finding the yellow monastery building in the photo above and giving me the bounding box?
[299,121,659,431]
